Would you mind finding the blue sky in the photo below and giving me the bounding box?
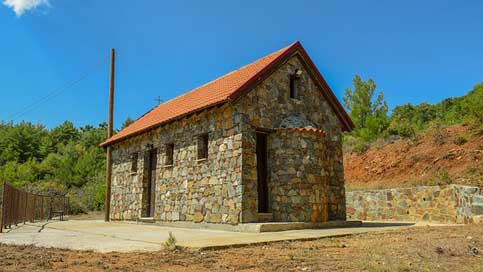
[1,1,482,129]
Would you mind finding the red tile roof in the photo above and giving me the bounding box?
[276,127,327,137]
[101,41,353,147]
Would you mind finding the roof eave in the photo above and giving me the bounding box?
[99,99,229,147]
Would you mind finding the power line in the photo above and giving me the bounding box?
[7,55,110,121]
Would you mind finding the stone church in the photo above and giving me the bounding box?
[100,41,354,225]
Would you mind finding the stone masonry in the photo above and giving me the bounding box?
[238,55,346,222]
[346,185,483,224]
[268,129,329,222]
[110,105,243,225]
[110,53,348,225]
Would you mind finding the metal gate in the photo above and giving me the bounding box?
[0,182,69,233]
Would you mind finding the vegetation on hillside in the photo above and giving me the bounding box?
[0,121,107,212]
[343,76,483,154]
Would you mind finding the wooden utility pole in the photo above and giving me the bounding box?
[105,48,115,222]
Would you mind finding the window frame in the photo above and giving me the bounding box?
[289,74,297,99]
[289,70,303,100]
[197,133,209,160]
[164,143,174,166]
[130,152,138,174]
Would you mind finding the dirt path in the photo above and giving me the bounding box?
[0,224,481,271]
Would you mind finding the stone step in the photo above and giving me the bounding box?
[257,213,273,223]
[138,217,156,223]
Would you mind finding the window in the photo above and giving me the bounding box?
[130,152,138,173]
[289,69,302,99]
[289,74,297,99]
[165,143,174,166]
[197,133,209,160]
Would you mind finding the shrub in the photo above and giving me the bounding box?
[387,120,416,138]
[430,169,453,186]
[67,199,87,215]
[465,166,481,176]
[63,181,105,214]
[164,232,177,251]
[353,141,370,155]
[343,134,370,155]
[453,135,467,145]
[427,122,448,145]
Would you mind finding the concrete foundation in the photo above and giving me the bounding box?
[134,220,362,233]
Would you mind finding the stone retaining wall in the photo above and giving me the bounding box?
[346,185,483,224]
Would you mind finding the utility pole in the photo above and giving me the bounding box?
[105,48,115,222]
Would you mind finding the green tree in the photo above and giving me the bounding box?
[50,121,80,148]
[121,117,135,130]
[0,122,47,164]
[343,75,389,140]
[462,83,483,124]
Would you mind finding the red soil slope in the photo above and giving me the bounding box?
[344,125,483,190]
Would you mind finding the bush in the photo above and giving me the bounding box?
[465,166,481,176]
[430,169,453,186]
[164,232,177,251]
[353,141,370,155]
[453,135,468,145]
[65,181,105,214]
[387,120,416,138]
[67,198,87,215]
[427,122,448,145]
[343,135,370,155]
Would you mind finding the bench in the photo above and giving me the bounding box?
[49,210,65,221]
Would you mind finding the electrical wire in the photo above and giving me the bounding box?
[6,55,110,121]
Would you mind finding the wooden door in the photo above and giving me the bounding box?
[144,149,157,217]
[256,132,269,213]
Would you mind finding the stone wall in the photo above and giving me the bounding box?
[110,104,244,225]
[346,185,483,224]
[268,129,328,222]
[238,54,346,222]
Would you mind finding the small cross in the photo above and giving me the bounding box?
[155,96,163,105]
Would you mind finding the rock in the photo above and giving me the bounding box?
[210,214,221,223]
[192,212,203,223]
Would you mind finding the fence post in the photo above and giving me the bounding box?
[23,192,29,225]
[66,197,69,216]
[32,195,35,223]
[15,190,19,226]
[41,196,44,221]
[1,182,6,233]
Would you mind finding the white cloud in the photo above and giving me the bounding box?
[3,0,50,16]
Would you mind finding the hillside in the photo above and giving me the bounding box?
[344,124,483,190]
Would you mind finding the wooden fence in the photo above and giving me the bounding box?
[0,182,69,233]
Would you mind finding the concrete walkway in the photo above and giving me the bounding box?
[0,220,460,252]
